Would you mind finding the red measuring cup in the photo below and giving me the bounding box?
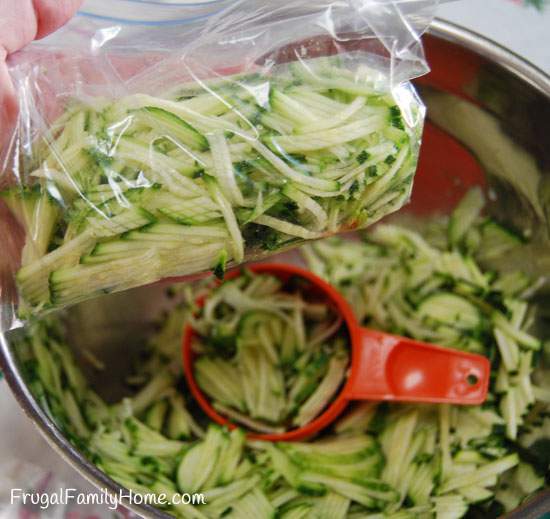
[183,263,490,441]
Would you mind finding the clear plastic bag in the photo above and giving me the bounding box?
[0,0,436,331]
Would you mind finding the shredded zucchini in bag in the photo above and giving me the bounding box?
[1,56,423,321]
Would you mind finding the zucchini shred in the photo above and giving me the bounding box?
[12,192,549,518]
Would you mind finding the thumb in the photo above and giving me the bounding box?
[0,0,83,152]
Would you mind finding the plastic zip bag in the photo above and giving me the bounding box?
[0,0,435,331]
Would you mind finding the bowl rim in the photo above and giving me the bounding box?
[429,18,550,96]
[1,18,549,519]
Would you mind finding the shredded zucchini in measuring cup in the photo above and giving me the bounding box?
[1,56,422,320]
[14,190,549,518]
[191,271,349,433]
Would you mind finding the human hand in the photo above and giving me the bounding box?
[0,0,83,144]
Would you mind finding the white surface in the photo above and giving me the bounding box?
[438,0,550,73]
[0,383,108,517]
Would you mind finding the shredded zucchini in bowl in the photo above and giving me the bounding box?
[12,190,549,518]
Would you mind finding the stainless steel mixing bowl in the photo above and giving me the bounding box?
[1,19,549,518]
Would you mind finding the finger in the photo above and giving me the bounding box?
[0,1,84,54]
[32,0,84,40]
[0,0,37,53]
[0,49,18,151]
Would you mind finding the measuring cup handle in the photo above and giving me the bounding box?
[345,328,490,404]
